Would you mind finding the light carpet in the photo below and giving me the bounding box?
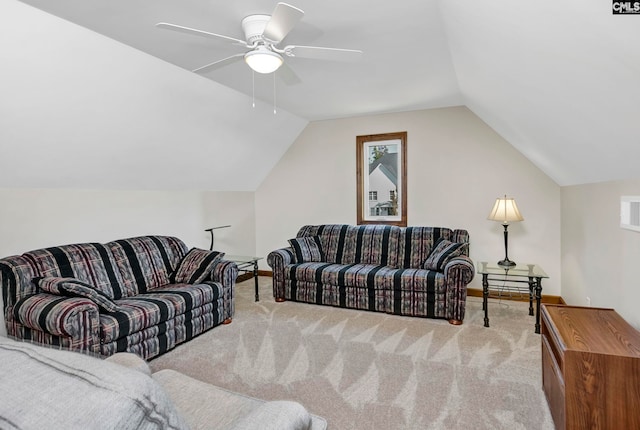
[150,277,554,430]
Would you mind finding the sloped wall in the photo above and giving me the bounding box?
[0,0,307,191]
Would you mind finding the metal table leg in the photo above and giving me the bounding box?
[534,277,542,334]
[528,277,534,316]
[253,260,259,302]
[482,274,489,327]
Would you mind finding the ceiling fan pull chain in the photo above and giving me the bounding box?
[273,72,277,115]
[252,71,256,108]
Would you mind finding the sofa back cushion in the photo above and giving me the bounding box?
[297,225,348,264]
[350,225,402,267]
[107,236,188,297]
[398,227,470,269]
[297,225,470,270]
[1,236,190,318]
[21,243,126,299]
[296,224,402,267]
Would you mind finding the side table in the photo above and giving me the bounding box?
[224,255,262,302]
[477,261,549,334]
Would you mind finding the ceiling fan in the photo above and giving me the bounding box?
[156,2,362,80]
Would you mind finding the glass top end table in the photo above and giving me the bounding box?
[224,255,263,302]
[478,261,548,279]
[477,261,549,333]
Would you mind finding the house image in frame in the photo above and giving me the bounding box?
[368,152,398,217]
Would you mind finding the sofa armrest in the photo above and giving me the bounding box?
[210,260,238,321]
[443,255,475,323]
[12,293,100,346]
[267,248,296,299]
[211,260,238,287]
[444,255,475,285]
[268,248,296,266]
[231,401,312,430]
[105,352,152,376]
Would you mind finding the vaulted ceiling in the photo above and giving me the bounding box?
[4,0,640,188]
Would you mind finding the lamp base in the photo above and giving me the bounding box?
[497,259,516,267]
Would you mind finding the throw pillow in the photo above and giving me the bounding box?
[34,277,119,313]
[171,248,225,284]
[288,236,325,263]
[423,238,468,271]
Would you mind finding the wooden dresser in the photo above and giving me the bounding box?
[541,304,640,429]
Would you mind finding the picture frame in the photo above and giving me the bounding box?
[356,131,407,226]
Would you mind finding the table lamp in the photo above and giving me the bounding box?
[487,195,524,267]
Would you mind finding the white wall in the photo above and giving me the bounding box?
[202,191,256,257]
[0,188,255,337]
[562,179,640,329]
[256,106,561,297]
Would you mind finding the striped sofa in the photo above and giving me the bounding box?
[268,224,475,324]
[0,236,237,359]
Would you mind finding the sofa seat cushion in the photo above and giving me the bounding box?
[100,283,221,343]
[386,268,446,292]
[286,263,445,292]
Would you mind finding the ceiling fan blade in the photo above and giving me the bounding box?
[262,3,304,43]
[156,23,247,46]
[284,45,363,62]
[277,63,302,86]
[192,53,245,74]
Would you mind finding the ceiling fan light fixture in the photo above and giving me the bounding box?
[244,47,283,74]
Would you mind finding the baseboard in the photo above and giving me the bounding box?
[467,288,564,304]
[236,273,254,282]
[247,271,566,304]
[236,270,272,282]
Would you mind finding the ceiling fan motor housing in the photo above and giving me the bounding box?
[157,3,362,77]
[241,15,271,45]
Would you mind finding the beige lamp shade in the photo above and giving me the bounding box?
[487,196,524,224]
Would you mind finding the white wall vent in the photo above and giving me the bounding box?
[620,196,640,232]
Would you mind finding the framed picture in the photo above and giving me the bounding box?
[356,131,407,226]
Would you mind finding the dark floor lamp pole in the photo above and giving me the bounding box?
[204,225,231,250]
[488,195,524,268]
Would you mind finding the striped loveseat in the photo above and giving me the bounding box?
[0,236,237,359]
[268,224,475,324]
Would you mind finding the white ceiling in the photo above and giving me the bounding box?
[17,0,463,121]
[9,0,640,186]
